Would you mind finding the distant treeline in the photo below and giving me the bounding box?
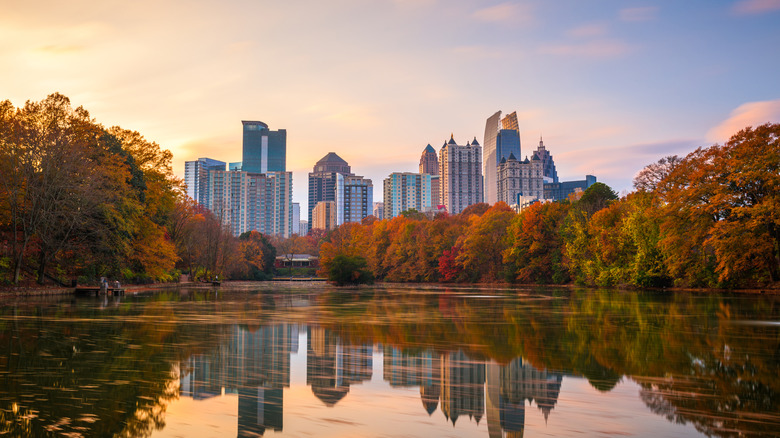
[318,123,779,289]
[0,93,285,285]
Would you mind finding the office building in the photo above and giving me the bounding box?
[335,174,373,226]
[544,175,597,201]
[312,201,337,231]
[383,172,432,219]
[373,202,384,220]
[299,219,309,236]
[184,157,226,206]
[242,121,286,174]
[497,153,544,205]
[419,144,441,205]
[419,144,439,175]
[308,153,353,225]
[439,135,483,215]
[483,111,521,204]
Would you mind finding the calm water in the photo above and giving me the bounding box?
[1,283,778,437]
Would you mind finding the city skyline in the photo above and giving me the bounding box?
[3,1,779,214]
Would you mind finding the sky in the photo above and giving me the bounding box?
[2,0,779,213]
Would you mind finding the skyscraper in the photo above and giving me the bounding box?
[207,169,293,237]
[242,121,286,173]
[419,144,439,175]
[483,111,522,204]
[335,174,373,225]
[383,172,432,219]
[419,144,440,206]
[535,136,558,183]
[497,153,543,205]
[308,153,353,224]
[184,157,226,205]
[439,135,483,215]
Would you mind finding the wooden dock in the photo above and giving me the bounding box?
[74,287,125,296]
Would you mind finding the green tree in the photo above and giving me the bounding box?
[327,254,374,286]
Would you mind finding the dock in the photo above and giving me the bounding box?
[74,287,125,296]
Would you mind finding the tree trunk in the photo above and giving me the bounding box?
[36,251,47,285]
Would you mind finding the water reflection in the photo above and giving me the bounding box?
[0,286,778,437]
[180,324,298,436]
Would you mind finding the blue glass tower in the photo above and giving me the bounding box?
[495,129,521,165]
[242,121,286,173]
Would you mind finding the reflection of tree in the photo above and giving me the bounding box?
[313,288,779,437]
[0,295,235,437]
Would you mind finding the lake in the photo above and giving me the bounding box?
[1,283,778,437]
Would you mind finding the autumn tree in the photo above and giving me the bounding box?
[504,202,570,284]
[658,123,780,286]
[633,155,681,192]
[456,202,515,282]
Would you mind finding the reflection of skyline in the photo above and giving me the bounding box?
[383,347,563,437]
[179,324,563,436]
[306,327,373,407]
[180,324,299,436]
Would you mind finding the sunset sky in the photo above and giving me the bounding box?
[2,0,779,211]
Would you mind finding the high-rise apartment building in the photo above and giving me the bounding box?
[207,170,293,238]
[335,174,373,226]
[312,201,337,231]
[308,153,353,225]
[497,153,543,205]
[383,172,432,219]
[483,111,522,204]
[299,219,309,236]
[184,157,226,205]
[439,135,483,215]
[242,121,286,174]
[184,120,292,239]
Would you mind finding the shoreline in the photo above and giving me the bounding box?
[0,279,778,299]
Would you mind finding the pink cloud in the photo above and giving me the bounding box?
[733,0,780,15]
[538,39,631,58]
[707,98,780,142]
[473,2,533,24]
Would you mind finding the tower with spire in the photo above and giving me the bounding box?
[439,134,483,214]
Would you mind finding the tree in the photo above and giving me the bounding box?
[327,254,374,286]
[658,123,780,286]
[235,231,276,280]
[633,155,681,192]
[577,182,618,217]
[456,202,515,282]
[505,202,570,284]
[274,234,315,276]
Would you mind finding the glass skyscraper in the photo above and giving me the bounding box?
[242,121,286,173]
[483,111,522,204]
[184,157,226,206]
